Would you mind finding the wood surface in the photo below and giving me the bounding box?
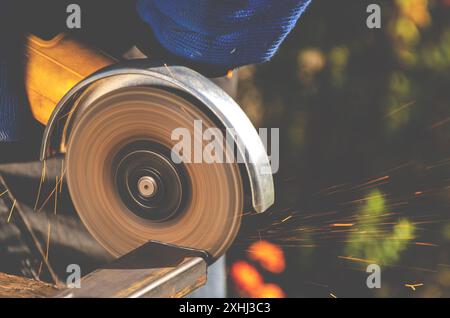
[0,272,59,298]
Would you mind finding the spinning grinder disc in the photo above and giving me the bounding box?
[66,87,243,260]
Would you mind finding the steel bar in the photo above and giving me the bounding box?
[55,241,208,298]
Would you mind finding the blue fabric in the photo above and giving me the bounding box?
[0,3,28,142]
[0,58,21,142]
[137,0,311,68]
[0,49,28,143]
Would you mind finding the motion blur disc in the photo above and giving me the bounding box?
[66,87,243,260]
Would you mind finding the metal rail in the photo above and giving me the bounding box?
[55,241,209,298]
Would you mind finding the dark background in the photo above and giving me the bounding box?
[229,0,450,297]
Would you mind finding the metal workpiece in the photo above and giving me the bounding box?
[55,241,209,298]
[40,61,274,213]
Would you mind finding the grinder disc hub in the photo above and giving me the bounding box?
[114,142,187,222]
[138,176,157,198]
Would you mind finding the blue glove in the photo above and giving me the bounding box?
[137,0,311,68]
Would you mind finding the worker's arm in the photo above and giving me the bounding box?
[136,0,312,69]
[0,4,31,143]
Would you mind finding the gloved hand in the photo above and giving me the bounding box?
[136,0,311,69]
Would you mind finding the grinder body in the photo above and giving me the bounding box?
[24,34,274,260]
[25,34,115,125]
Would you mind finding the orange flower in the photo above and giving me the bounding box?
[230,261,263,293]
[397,0,431,28]
[248,241,286,274]
[252,284,286,298]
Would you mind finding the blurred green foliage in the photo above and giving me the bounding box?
[346,189,415,265]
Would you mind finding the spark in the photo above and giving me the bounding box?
[338,256,376,264]
[331,223,354,227]
[429,116,450,129]
[164,63,176,79]
[298,244,317,248]
[238,159,450,295]
[414,242,438,247]
[45,222,51,262]
[385,101,415,118]
[343,192,388,205]
[354,175,390,190]
[36,171,65,213]
[299,210,339,220]
[57,104,80,123]
[307,282,329,288]
[227,70,234,79]
[0,174,60,284]
[426,157,450,169]
[0,189,8,198]
[38,222,52,278]
[37,261,43,277]
[316,183,347,195]
[330,293,337,298]
[59,159,64,193]
[34,160,46,212]
[380,161,413,174]
[54,176,59,215]
[6,199,16,223]
[281,216,293,223]
[404,283,423,291]
[412,219,447,225]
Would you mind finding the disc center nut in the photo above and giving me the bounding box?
[138,176,158,198]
